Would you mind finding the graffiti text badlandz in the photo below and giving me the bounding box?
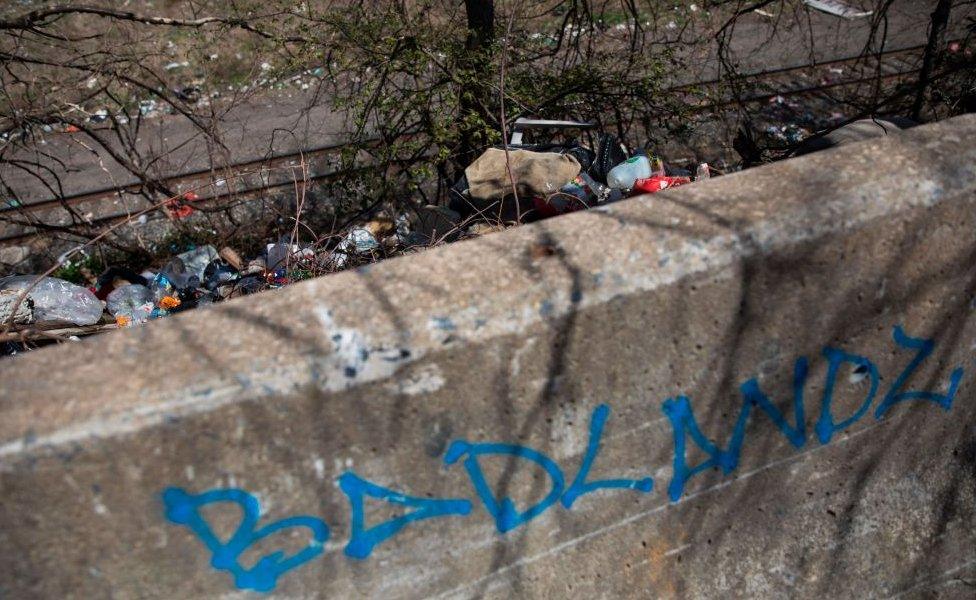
[161,325,964,592]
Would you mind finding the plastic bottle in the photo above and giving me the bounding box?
[695,162,711,181]
[606,156,652,190]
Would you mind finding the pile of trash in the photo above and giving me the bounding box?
[760,95,847,147]
[0,134,712,350]
[448,133,711,223]
[0,229,400,335]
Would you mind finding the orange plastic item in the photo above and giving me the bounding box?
[116,315,131,327]
[158,296,181,310]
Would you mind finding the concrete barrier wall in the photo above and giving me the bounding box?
[2,115,976,598]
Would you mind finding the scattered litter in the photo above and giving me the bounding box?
[803,0,872,19]
[94,266,148,300]
[448,125,721,224]
[138,100,158,117]
[2,118,742,348]
[176,245,218,281]
[266,242,315,271]
[203,258,237,292]
[465,149,582,201]
[106,284,154,324]
[365,218,395,240]
[632,175,691,194]
[166,191,202,219]
[158,295,181,310]
[607,155,654,189]
[766,123,810,144]
[536,172,608,218]
[218,247,243,271]
[344,229,380,253]
[0,276,104,325]
[244,256,267,275]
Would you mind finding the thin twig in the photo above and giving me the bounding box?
[498,1,522,223]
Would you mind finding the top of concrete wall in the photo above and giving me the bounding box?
[2,114,976,459]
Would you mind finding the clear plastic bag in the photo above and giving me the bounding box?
[0,276,104,325]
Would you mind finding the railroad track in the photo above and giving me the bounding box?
[0,41,959,246]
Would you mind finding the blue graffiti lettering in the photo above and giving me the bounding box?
[561,404,653,508]
[338,471,471,559]
[874,326,964,418]
[738,356,810,449]
[159,324,966,592]
[815,348,879,444]
[444,440,564,533]
[665,357,812,502]
[161,487,329,592]
[662,395,750,502]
